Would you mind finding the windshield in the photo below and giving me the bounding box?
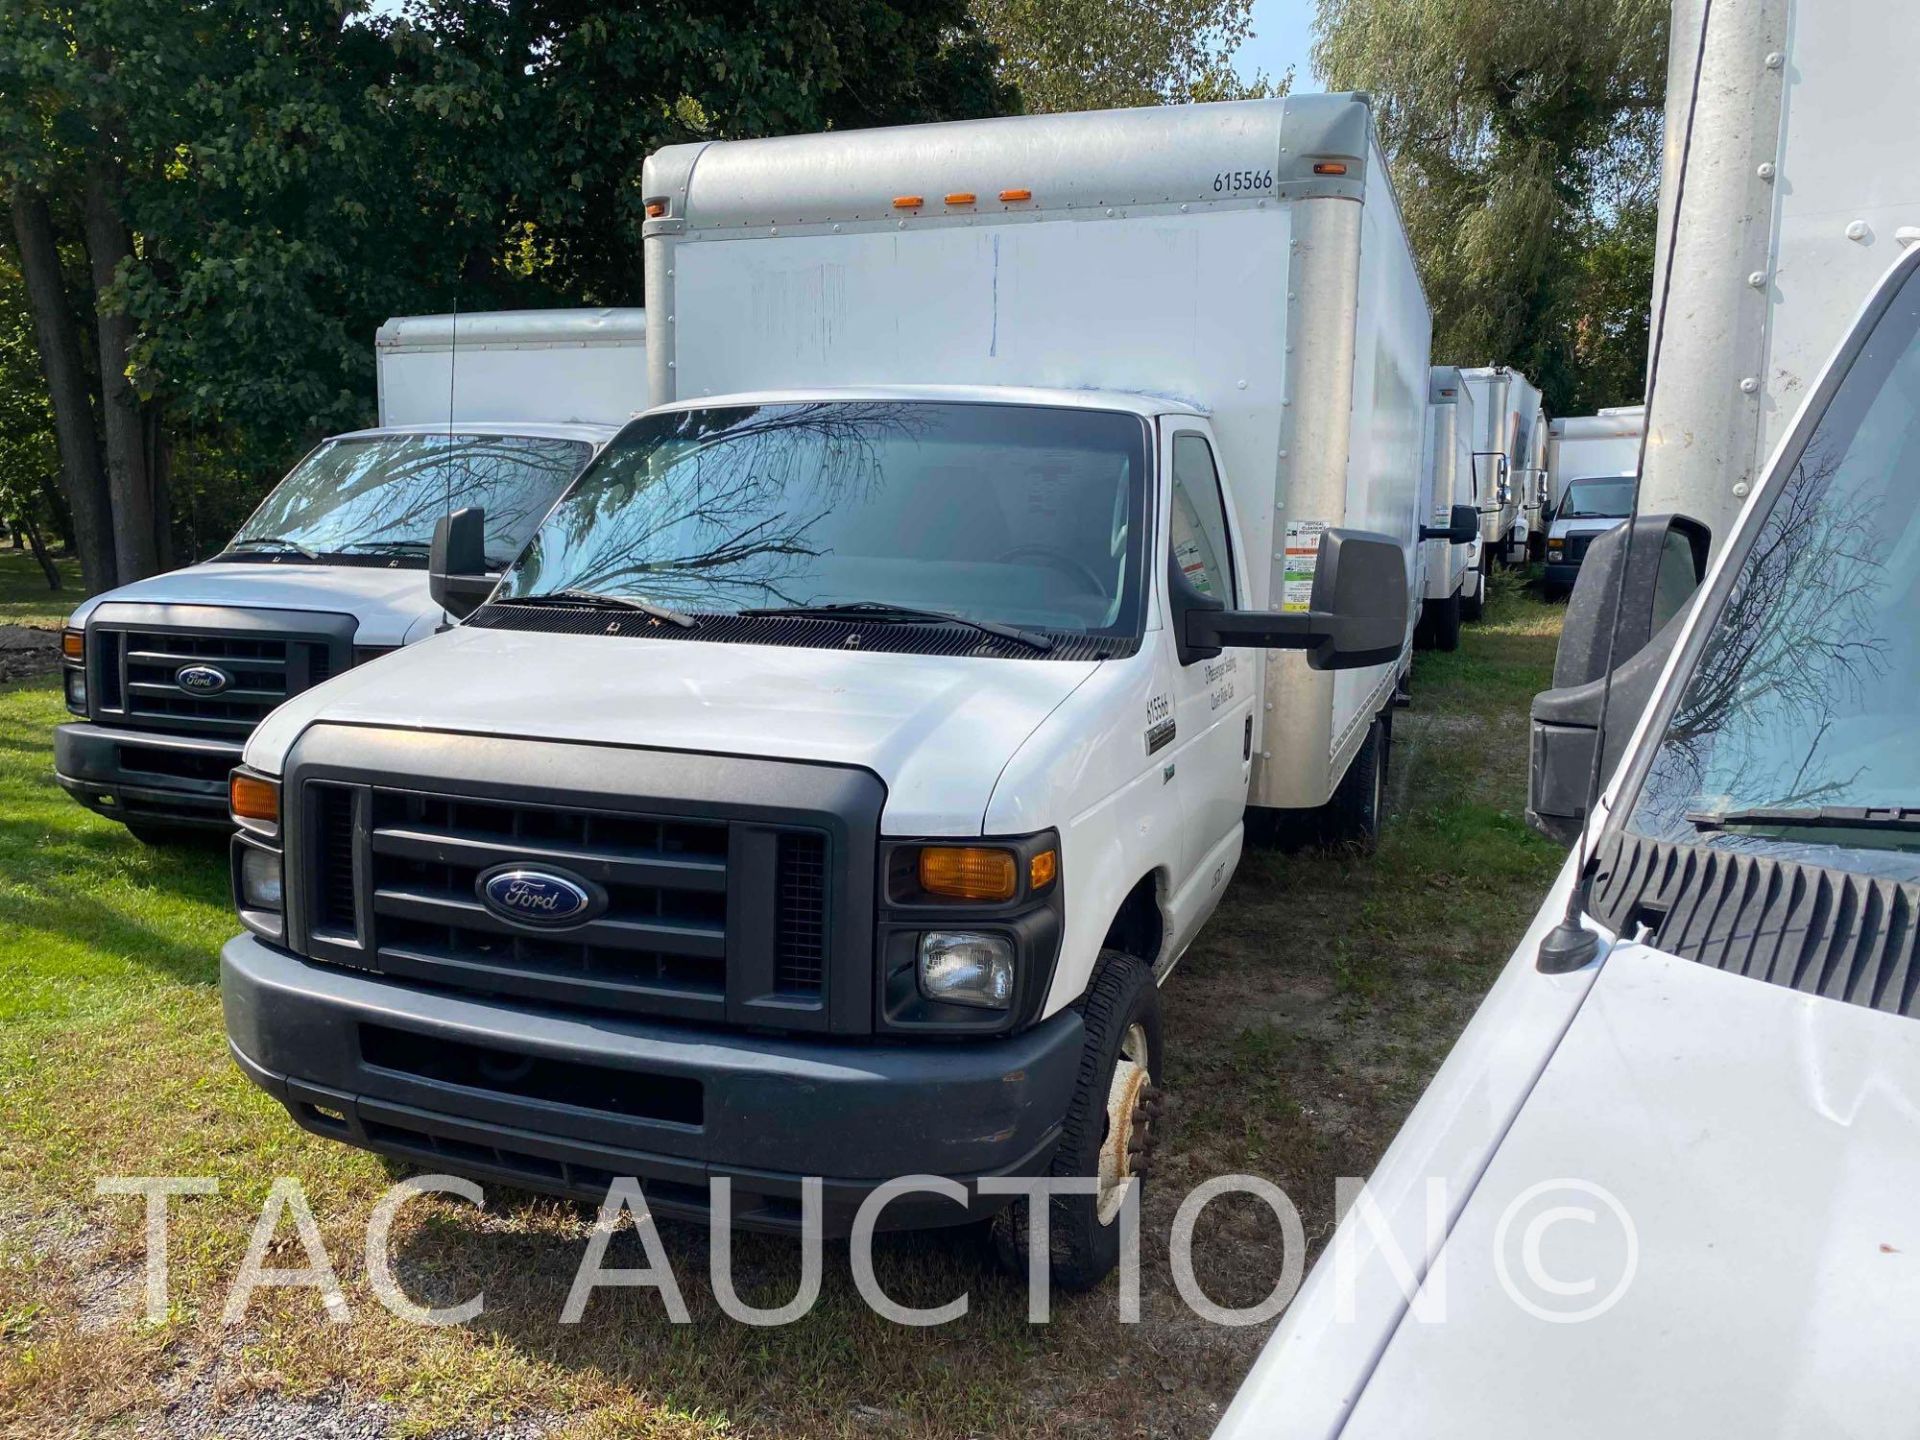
[496,401,1150,638]
[227,433,591,567]
[1627,260,1920,871]
[1559,475,1636,519]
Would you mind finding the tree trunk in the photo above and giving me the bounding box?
[23,515,60,590]
[81,153,163,583]
[7,187,117,594]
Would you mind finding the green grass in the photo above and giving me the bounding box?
[0,580,1569,1438]
[0,547,84,630]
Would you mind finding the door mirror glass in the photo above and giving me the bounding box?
[1552,513,1711,689]
[428,506,497,620]
[1184,528,1408,671]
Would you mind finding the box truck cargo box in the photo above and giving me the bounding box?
[222,97,1429,1287]
[1415,367,1483,649]
[1459,365,1547,566]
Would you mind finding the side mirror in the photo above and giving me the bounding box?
[1420,503,1478,545]
[429,507,496,620]
[1185,528,1408,672]
[1525,512,1712,843]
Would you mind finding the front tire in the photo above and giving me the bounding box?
[992,954,1164,1291]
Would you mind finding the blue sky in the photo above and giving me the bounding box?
[1235,0,1318,90]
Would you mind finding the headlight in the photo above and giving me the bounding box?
[64,668,87,715]
[918,931,1015,1009]
[1547,539,1564,554]
[239,844,284,911]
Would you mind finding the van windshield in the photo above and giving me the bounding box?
[1628,260,1920,874]
[226,433,591,567]
[497,401,1150,639]
[1559,475,1636,519]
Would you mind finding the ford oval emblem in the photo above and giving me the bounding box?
[476,865,600,929]
[175,663,232,695]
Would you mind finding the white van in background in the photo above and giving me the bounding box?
[218,96,1428,1288]
[1543,405,1644,596]
[1459,365,1546,567]
[54,308,645,840]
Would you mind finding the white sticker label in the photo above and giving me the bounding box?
[1281,519,1325,613]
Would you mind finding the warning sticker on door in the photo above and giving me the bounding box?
[1281,519,1325,612]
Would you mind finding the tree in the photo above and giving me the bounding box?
[972,0,1284,113]
[0,247,67,587]
[1313,0,1667,415]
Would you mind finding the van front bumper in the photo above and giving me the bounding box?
[55,722,239,828]
[1543,559,1583,590]
[221,932,1084,1234]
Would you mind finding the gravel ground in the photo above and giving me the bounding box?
[0,626,59,685]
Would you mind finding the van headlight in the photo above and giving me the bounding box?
[917,932,1015,1009]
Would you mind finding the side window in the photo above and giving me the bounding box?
[1169,434,1236,605]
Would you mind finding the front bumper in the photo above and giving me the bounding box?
[54,722,239,828]
[221,932,1084,1233]
[1543,559,1582,589]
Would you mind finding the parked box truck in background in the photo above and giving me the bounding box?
[1459,365,1546,566]
[54,308,645,840]
[1641,0,1920,552]
[1415,367,1482,649]
[218,96,1427,1288]
[1542,404,1644,596]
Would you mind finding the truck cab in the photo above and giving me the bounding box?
[219,97,1425,1288]
[54,310,643,840]
[1212,234,1920,1440]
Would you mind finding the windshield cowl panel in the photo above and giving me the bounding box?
[495,400,1152,655]
[228,432,590,567]
[1625,262,1920,883]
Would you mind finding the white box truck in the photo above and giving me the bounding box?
[1414,367,1484,649]
[217,95,1427,1287]
[1542,403,1644,596]
[1214,216,1920,1440]
[1459,365,1547,567]
[54,308,645,840]
[1640,0,1920,552]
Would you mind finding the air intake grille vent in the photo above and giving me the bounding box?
[775,832,828,995]
[1588,832,1920,1020]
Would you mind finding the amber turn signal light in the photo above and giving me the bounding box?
[919,846,1018,902]
[1029,848,1058,891]
[61,628,84,661]
[230,772,280,825]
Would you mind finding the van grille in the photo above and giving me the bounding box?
[91,624,344,737]
[302,782,832,1025]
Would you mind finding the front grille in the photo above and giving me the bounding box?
[300,781,833,1027]
[93,624,343,738]
[1564,533,1595,564]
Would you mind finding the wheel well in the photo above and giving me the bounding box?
[1102,874,1165,967]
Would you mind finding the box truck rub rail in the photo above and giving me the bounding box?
[222,95,1431,1289]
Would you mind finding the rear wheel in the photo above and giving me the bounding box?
[1429,590,1461,652]
[992,954,1164,1291]
[1319,713,1388,852]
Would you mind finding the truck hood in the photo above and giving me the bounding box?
[70,561,440,648]
[1546,516,1625,543]
[245,626,1101,834]
[1342,943,1920,1439]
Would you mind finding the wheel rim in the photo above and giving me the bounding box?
[1096,1022,1155,1226]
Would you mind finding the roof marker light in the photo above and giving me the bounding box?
[999,188,1033,203]
[945,192,977,206]
[1312,162,1349,176]
[893,195,924,209]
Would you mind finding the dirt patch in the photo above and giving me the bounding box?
[0,626,59,685]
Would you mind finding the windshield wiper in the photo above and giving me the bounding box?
[226,536,322,561]
[1686,805,1920,833]
[493,589,698,629]
[737,601,1055,653]
[338,539,429,554]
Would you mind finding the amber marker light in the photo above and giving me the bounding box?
[644,200,668,219]
[230,771,280,826]
[919,846,1019,903]
[1029,848,1059,891]
[945,192,977,206]
[61,629,84,661]
[998,188,1033,203]
[893,195,925,209]
[1313,161,1349,176]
